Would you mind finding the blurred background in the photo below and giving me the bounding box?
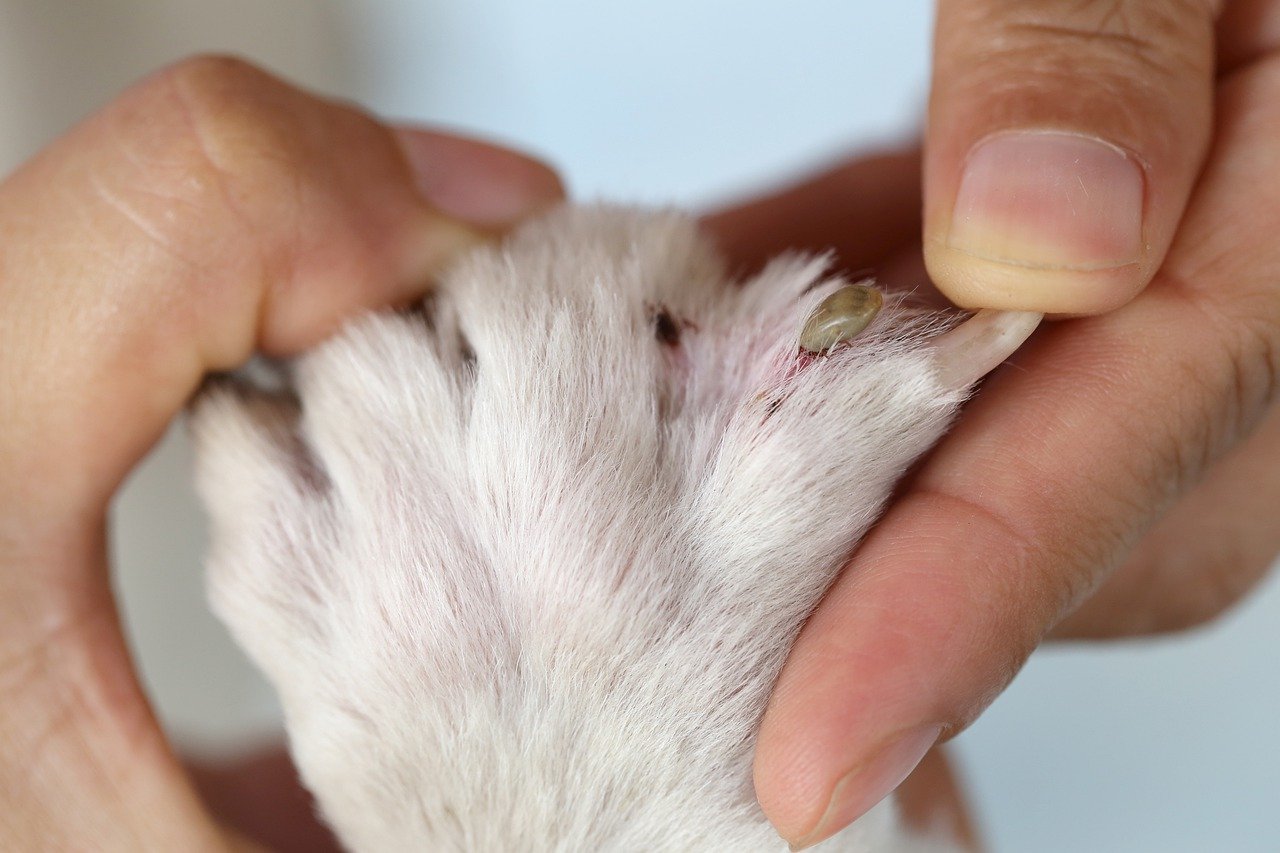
[1,1,1276,850]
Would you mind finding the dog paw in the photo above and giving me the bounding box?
[191,205,1036,852]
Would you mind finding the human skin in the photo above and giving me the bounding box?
[2,2,1280,848]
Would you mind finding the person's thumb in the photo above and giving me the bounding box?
[923,0,1217,314]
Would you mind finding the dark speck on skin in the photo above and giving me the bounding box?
[652,307,680,346]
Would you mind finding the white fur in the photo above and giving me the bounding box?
[192,206,968,852]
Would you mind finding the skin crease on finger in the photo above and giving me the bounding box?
[0,55,563,851]
[1054,401,1280,638]
[756,43,1280,850]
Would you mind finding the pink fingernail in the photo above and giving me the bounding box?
[395,128,563,227]
[787,724,942,850]
[948,130,1145,272]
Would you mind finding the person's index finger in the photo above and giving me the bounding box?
[0,56,563,850]
[0,56,555,528]
[756,303,1228,849]
[923,0,1218,314]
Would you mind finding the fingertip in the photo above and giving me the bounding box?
[753,714,828,846]
[925,240,1150,314]
[751,485,1053,848]
[781,725,943,850]
[393,127,565,229]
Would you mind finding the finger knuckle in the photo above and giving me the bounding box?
[145,55,401,240]
[159,53,272,96]
[1000,0,1213,74]
[1227,313,1280,428]
[153,55,301,190]
[1140,264,1278,503]
[96,56,320,341]
[93,55,304,245]
[970,0,1205,65]
[940,0,1215,149]
[1181,286,1280,461]
[116,54,381,264]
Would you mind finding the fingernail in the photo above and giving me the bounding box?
[395,128,564,228]
[787,724,941,850]
[947,130,1144,272]
[399,213,489,281]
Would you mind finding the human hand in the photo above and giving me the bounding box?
[0,56,561,851]
[706,2,1280,846]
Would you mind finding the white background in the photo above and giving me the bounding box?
[1,2,1276,850]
